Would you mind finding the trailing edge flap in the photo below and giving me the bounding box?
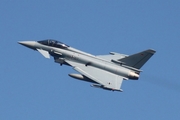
[37,49,50,59]
[65,60,124,91]
[119,49,156,69]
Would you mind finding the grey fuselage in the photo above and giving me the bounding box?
[33,41,138,80]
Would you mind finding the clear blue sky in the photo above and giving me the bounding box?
[1,0,180,119]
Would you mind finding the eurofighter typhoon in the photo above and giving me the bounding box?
[18,39,156,92]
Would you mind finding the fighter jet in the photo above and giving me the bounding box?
[18,39,156,92]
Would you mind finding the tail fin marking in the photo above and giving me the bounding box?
[119,49,156,69]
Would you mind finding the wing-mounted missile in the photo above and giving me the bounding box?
[90,84,102,88]
[37,49,50,59]
[91,84,123,92]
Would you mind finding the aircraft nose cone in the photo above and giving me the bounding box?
[18,41,36,50]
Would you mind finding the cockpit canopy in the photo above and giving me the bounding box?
[38,39,69,48]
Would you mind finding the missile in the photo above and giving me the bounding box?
[68,73,97,83]
[91,84,123,92]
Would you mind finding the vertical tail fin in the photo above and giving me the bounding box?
[119,49,156,69]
